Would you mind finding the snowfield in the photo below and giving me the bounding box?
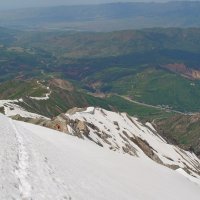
[0,113,200,200]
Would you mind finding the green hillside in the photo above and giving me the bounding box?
[86,67,200,112]
[155,114,200,157]
[1,27,200,113]
[0,79,173,120]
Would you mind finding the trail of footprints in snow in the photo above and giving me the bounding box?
[12,121,72,200]
[9,119,31,200]
[43,157,72,200]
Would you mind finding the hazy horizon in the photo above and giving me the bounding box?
[0,0,199,10]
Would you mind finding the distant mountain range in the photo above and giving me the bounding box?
[0,1,200,31]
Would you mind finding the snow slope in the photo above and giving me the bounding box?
[0,113,200,200]
[65,107,200,178]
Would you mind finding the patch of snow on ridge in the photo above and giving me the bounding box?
[81,107,95,114]
[145,122,156,132]
[67,125,74,134]
[29,91,51,101]
[29,81,51,101]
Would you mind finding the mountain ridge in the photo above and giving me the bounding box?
[1,111,200,199]
[10,106,200,177]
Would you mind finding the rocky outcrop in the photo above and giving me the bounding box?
[130,136,163,165]
[49,78,74,91]
[66,107,86,115]
[162,63,200,80]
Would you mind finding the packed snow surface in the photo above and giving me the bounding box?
[0,113,200,200]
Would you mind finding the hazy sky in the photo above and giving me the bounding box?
[0,0,198,10]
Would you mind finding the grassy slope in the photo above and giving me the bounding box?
[103,68,200,112]
[155,114,200,157]
[19,87,172,119]
[0,79,173,120]
[0,80,49,99]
